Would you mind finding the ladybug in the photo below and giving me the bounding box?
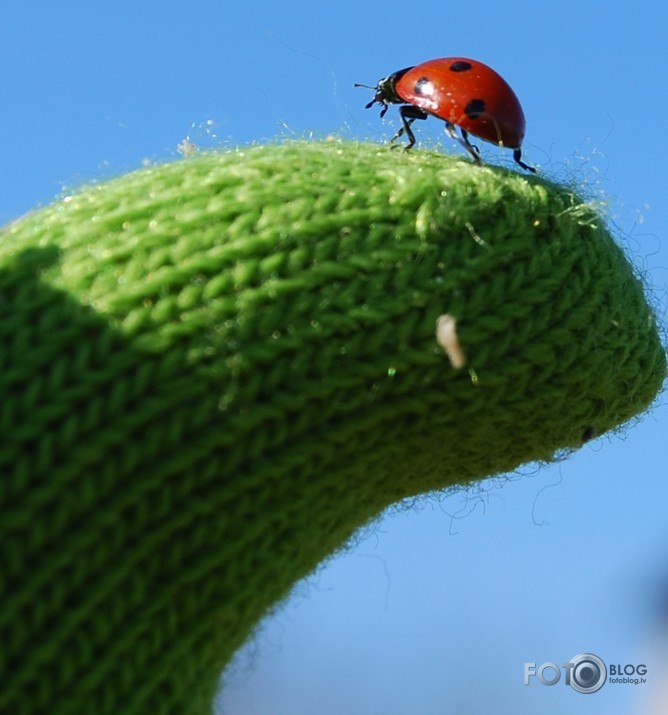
[355,57,535,172]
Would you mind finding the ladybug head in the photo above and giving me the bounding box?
[354,67,413,117]
[353,80,390,116]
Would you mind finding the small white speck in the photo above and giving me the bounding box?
[178,139,198,157]
[436,314,467,369]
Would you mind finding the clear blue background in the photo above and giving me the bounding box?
[2,2,667,713]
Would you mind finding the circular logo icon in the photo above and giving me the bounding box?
[569,653,607,694]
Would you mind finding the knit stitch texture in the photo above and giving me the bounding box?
[0,141,664,715]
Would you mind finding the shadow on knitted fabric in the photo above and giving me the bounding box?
[0,247,288,714]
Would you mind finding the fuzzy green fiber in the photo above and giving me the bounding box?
[0,141,664,714]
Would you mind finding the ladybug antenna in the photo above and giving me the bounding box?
[354,82,388,114]
[354,83,383,111]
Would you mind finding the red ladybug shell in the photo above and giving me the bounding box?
[394,57,526,149]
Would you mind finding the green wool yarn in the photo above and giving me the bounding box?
[0,141,664,715]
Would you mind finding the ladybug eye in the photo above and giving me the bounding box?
[413,77,435,97]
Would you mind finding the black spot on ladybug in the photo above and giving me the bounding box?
[413,77,433,95]
[464,99,486,119]
[450,61,473,72]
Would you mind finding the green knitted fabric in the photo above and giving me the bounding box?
[0,141,664,715]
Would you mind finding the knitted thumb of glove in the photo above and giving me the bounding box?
[1,142,664,715]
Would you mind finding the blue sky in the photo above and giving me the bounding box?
[3,2,668,713]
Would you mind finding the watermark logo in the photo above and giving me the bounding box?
[524,653,647,693]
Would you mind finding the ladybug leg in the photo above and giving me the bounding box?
[392,105,428,149]
[460,129,482,159]
[513,148,537,173]
[444,122,483,166]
